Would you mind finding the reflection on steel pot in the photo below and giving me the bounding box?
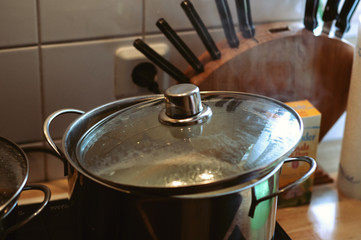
[44,84,316,240]
[0,137,51,239]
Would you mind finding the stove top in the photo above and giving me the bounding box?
[4,199,291,240]
[4,199,74,240]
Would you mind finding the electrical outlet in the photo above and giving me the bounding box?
[114,42,171,99]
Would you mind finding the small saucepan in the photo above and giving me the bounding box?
[0,137,51,239]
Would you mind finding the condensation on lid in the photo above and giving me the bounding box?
[76,92,302,188]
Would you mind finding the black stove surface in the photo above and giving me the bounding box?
[4,199,74,240]
[273,222,292,240]
[4,199,291,240]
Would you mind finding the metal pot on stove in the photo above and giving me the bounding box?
[0,137,51,239]
[44,84,316,240]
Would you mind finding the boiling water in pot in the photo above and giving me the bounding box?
[80,125,282,188]
[97,151,240,187]
[79,117,272,188]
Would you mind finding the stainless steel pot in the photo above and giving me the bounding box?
[0,137,51,239]
[44,84,316,240]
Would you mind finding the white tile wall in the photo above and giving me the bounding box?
[1,0,360,182]
[0,0,38,48]
[41,37,137,139]
[38,0,143,43]
[0,47,42,143]
[251,0,306,23]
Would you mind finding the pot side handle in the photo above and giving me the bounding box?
[3,184,51,235]
[248,156,316,218]
[43,109,85,158]
[279,156,317,193]
[264,156,316,202]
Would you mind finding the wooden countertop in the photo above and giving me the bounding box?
[277,139,361,240]
[277,182,361,240]
[20,139,361,239]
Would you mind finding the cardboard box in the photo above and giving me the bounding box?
[278,100,321,208]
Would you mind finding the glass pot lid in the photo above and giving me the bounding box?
[76,84,302,193]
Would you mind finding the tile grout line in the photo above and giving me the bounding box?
[142,0,146,40]
[35,0,49,181]
[0,32,158,51]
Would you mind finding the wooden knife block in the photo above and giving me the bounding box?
[186,22,354,140]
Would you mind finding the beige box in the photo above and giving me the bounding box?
[278,100,321,208]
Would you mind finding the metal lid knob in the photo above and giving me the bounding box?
[159,84,212,126]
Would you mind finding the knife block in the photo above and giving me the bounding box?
[186,21,354,140]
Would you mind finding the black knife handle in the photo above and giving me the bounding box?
[133,39,190,83]
[235,0,255,38]
[215,0,239,48]
[304,0,319,31]
[181,0,221,60]
[336,0,360,33]
[322,0,341,21]
[156,18,204,74]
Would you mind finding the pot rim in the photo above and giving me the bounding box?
[58,91,303,196]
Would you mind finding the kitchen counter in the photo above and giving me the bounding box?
[18,139,361,239]
[277,139,361,240]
